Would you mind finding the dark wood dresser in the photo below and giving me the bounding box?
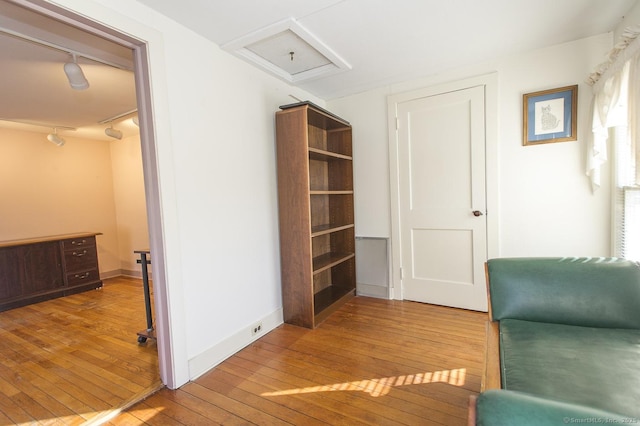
[0,232,103,312]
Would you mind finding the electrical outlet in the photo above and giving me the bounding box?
[251,322,263,336]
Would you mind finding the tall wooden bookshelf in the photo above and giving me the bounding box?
[275,102,356,329]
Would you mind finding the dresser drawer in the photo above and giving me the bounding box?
[66,269,100,286]
[64,247,98,272]
[61,236,96,251]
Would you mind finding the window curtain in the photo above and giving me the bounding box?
[588,26,640,260]
[586,26,640,191]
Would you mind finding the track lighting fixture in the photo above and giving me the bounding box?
[105,125,123,140]
[63,53,89,90]
[47,128,65,147]
[98,109,138,139]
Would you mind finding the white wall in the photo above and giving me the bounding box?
[328,33,613,258]
[150,14,323,375]
[110,134,150,275]
[0,127,121,273]
[0,127,149,276]
[49,0,324,387]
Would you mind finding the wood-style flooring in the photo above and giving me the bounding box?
[0,276,161,425]
[113,297,487,426]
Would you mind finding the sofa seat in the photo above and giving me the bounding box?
[500,318,640,418]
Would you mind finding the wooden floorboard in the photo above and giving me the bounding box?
[0,276,161,425]
[115,297,487,426]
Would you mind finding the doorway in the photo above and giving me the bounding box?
[387,74,499,311]
[0,0,173,398]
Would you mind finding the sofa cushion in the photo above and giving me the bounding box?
[476,390,633,426]
[488,257,640,329]
[500,319,640,418]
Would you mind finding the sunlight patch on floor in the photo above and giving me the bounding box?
[78,382,165,425]
[261,368,466,398]
[79,406,165,425]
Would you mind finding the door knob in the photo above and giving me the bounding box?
[472,210,484,217]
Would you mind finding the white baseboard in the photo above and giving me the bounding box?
[100,269,153,280]
[121,269,152,280]
[356,283,389,299]
[188,308,284,381]
[100,269,123,280]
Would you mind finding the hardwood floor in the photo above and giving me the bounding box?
[113,297,487,426]
[0,276,161,425]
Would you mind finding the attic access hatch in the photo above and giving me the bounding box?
[222,18,351,83]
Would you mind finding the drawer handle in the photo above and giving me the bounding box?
[72,250,88,257]
[71,239,87,246]
[74,272,90,279]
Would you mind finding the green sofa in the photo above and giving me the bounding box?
[471,257,640,425]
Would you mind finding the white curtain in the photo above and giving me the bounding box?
[587,26,640,191]
[588,27,640,260]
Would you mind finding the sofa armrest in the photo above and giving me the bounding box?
[471,390,632,426]
[482,321,501,391]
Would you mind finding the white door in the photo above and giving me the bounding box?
[393,85,488,311]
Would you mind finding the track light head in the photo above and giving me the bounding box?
[64,54,89,90]
[105,126,123,140]
[47,129,65,147]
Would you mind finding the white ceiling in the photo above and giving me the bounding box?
[0,0,637,142]
[139,0,638,99]
[0,1,138,142]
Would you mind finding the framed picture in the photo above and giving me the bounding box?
[523,85,578,146]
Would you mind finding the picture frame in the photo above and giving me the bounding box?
[523,84,578,146]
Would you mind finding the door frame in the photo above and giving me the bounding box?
[11,0,181,388]
[387,73,499,300]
